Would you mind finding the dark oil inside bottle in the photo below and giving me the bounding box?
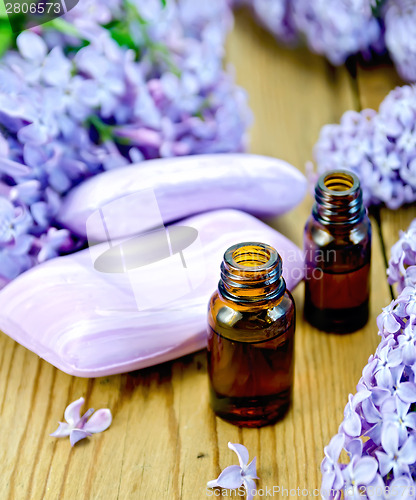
[304,262,370,333]
[207,306,295,427]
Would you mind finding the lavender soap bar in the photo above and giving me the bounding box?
[0,210,304,377]
[58,154,307,241]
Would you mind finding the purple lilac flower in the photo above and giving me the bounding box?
[243,0,297,45]
[322,218,416,497]
[291,0,383,66]
[397,317,416,364]
[321,433,345,492]
[240,0,416,82]
[388,219,416,292]
[384,0,416,82]
[377,302,402,335]
[341,391,371,438]
[207,442,259,500]
[362,398,384,445]
[50,397,112,446]
[312,85,416,210]
[382,399,416,444]
[0,0,251,286]
[376,424,416,477]
[373,343,403,386]
[341,456,378,499]
[240,0,386,64]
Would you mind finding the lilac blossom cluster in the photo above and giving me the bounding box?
[238,0,416,81]
[0,0,251,285]
[291,0,383,66]
[321,219,416,499]
[235,0,381,64]
[311,84,416,210]
[388,219,416,294]
[384,0,416,82]
[233,0,297,46]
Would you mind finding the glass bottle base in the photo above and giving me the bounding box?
[210,388,291,427]
[304,299,369,333]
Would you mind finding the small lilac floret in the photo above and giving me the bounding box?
[50,397,112,446]
[207,442,258,500]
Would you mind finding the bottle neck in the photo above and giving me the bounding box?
[218,242,286,304]
[313,170,365,225]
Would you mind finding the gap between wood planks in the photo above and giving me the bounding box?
[346,56,395,301]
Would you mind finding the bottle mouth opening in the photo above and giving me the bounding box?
[220,242,285,303]
[314,170,364,225]
[226,242,277,271]
[320,170,359,195]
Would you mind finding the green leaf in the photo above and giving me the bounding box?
[109,23,137,51]
[160,0,166,7]
[0,2,7,18]
[371,0,386,17]
[87,115,114,144]
[44,18,81,38]
[0,20,12,58]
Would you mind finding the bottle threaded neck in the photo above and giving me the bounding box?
[313,170,365,225]
[219,242,286,303]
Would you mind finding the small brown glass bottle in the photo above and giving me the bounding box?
[304,170,371,333]
[207,242,295,427]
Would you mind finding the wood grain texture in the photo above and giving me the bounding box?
[0,10,412,500]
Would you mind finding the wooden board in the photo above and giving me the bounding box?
[0,9,412,499]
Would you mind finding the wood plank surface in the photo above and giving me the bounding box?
[0,9,413,500]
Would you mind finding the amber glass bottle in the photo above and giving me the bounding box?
[304,170,371,333]
[207,242,296,427]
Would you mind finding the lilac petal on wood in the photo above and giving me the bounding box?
[244,458,258,480]
[83,409,112,434]
[211,465,243,489]
[58,154,307,240]
[70,429,92,447]
[228,442,249,468]
[50,422,71,437]
[243,478,257,500]
[64,397,84,426]
[0,209,304,377]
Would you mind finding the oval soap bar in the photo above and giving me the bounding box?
[0,209,304,377]
[58,154,307,240]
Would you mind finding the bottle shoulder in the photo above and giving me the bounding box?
[208,289,295,342]
[304,214,371,247]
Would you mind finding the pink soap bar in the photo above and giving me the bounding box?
[0,209,304,377]
[58,154,307,241]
